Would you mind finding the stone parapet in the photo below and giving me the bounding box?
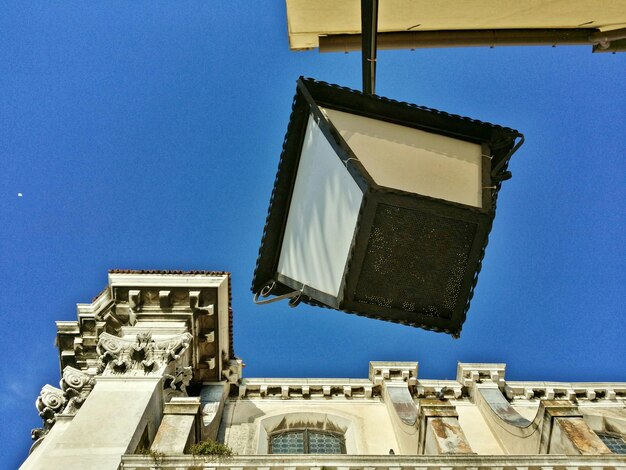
[119,453,626,469]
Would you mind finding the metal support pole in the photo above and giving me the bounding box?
[361,0,378,95]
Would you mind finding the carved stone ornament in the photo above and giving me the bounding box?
[31,367,96,440]
[61,366,95,415]
[97,331,193,374]
[31,385,66,440]
[163,365,194,401]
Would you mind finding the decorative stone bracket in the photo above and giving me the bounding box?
[456,362,506,388]
[31,366,95,440]
[504,381,625,402]
[163,365,194,402]
[221,358,243,384]
[369,361,418,385]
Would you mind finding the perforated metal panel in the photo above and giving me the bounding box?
[354,203,477,319]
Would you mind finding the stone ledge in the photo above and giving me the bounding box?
[119,453,626,470]
[239,379,376,399]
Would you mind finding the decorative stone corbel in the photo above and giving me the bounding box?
[221,358,243,384]
[31,385,66,439]
[30,367,95,441]
[159,290,172,308]
[60,366,95,415]
[163,365,193,401]
[190,290,214,315]
[369,361,418,386]
[456,363,506,389]
[203,330,215,343]
[128,289,142,311]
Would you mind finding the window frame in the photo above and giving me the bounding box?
[268,428,346,454]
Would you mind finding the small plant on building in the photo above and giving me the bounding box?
[190,440,234,456]
[134,447,166,466]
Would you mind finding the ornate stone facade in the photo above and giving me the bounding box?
[22,271,236,470]
[21,271,626,470]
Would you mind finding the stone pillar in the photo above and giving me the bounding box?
[151,397,201,454]
[370,362,419,454]
[419,401,474,455]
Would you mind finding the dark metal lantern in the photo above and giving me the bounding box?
[252,78,523,337]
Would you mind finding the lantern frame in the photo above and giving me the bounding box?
[252,77,522,336]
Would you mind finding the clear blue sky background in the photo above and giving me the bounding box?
[1,2,624,467]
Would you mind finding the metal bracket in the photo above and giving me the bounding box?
[253,282,304,307]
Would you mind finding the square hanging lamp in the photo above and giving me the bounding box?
[252,78,523,337]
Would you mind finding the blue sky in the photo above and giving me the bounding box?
[1,2,624,467]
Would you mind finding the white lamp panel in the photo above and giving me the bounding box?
[277,115,364,297]
[323,108,483,208]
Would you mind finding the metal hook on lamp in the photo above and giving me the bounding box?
[253,282,304,307]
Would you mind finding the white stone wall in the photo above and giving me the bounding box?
[220,398,398,455]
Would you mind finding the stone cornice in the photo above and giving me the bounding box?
[239,378,377,399]
[55,273,233,383]
[237,367,625,403]
[108,271,228,289]
[504,381,626,401]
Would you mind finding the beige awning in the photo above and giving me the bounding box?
[286,0,626,50]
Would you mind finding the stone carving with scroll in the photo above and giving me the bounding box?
[97,331,193,375]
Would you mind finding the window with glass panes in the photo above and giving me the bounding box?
[596,432,626,454]
[269,429,345,454]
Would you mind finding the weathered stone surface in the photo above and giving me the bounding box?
[552,417,612,455]
[151,397,200,453]
[425,417,474,454]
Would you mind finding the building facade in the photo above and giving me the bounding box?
[21,271,626,469]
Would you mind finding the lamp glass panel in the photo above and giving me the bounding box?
[277,115,364,297]
[323,108,483,208]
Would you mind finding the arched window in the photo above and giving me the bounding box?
[269,429,346,454]
[596,432,626,454]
